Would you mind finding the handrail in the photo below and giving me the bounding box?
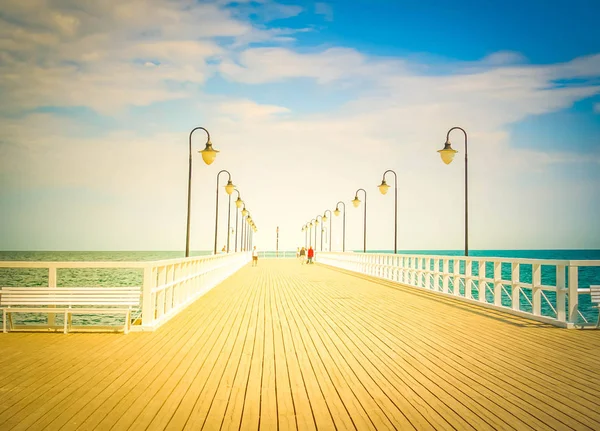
[317,252,599,328]
[0,252,251,331]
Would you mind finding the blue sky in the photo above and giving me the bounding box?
[0,0,599,251]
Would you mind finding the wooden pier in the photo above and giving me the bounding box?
[1,259,599,430]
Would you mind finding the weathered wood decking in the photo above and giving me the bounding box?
[1,259,599,430]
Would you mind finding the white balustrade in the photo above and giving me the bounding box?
[317,252,600,328]
[0,252,251,332]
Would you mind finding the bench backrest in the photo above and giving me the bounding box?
[591,285,600,305]
[0,287,140,307]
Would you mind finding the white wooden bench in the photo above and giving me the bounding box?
[591,285,600,328]
[0,287,140,334]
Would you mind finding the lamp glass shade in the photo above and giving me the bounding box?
[235,197,243,208]
[352,197,361,208]
[199,141,218,165]
[378,180,390,195]
[242,208,248,216]
[247,216,252,222]
[315,219,319,225]
[322,215,327,222]
[438,141,458,165]
[225,180,235,195]
[334,208,340,216]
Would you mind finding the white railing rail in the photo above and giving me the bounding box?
[140,252,249,330]
[317,252,600,328]
[257,250,297,259]
[0,252,251,332]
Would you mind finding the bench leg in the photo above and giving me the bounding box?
[64,311,68,334]
[3,310,6,333]
[124,310,130,334]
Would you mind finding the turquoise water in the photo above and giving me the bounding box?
[362,249,600,323]
[0,251,213,329]
[0,250,598,327]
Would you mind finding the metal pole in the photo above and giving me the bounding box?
[315,215,323,252]
[394,172,397,254]
[355,189,367,253]
[185,127,210,257]
[446,127,469,256]
[214,170,231,254]
[304,226,307,249]
[336,201,346,252]
[226,193,231,253]
[382,170,398,254]
[235,204,239,252]
[324,210,332,251]
[343,208,346,252]
[276,226,279,257]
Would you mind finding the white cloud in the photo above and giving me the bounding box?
[1,0,599,251]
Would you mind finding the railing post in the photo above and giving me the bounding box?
[442,259,449,293]
[433,258,439,291]
[465,260,472,299]
[494,261,502,306]
[425,258,431,290]
[479,260,487,303]
[556,265,566,323]
[532,264,541,316]
[511,263,520,312]
[453,259,461,295]
[568,265,579,324]
[141,266,156,328]
[48,266,57,327]
[166,264,174,314]
[156,266,167,320]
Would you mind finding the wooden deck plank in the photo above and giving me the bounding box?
[323,269,599,429]
[281,278,397,430]
[0,259,599,431]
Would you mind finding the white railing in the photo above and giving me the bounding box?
[257,250,297,259]
[317,252,600,328]
[0,252,250,332]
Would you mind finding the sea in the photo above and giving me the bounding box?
[0,250,598,327]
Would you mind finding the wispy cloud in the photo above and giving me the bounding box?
[1,0,599,250]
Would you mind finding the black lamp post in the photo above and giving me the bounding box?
[352,188,367,253]
[437,126,469,256]
[323,210,332,251]
[315,215,323,251]
[378,169,398,254]
[185,126,219,257]
[214,170,235,254]
[302,225,308,249]
[334,201,346,252]
[246,215,252,251]
[232,189,243,252]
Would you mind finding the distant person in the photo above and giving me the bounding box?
[296,247,300,258]
[299,247,306,264]
[307,246,314,264]
[221,245,226,254]
[252,246,258,266]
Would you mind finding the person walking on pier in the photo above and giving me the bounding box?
[252,246,259,267]
[307,246,314,264]
[299,247,306,264]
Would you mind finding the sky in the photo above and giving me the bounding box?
[0,0,599,252]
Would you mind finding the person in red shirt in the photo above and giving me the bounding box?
[307,246,314,264]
